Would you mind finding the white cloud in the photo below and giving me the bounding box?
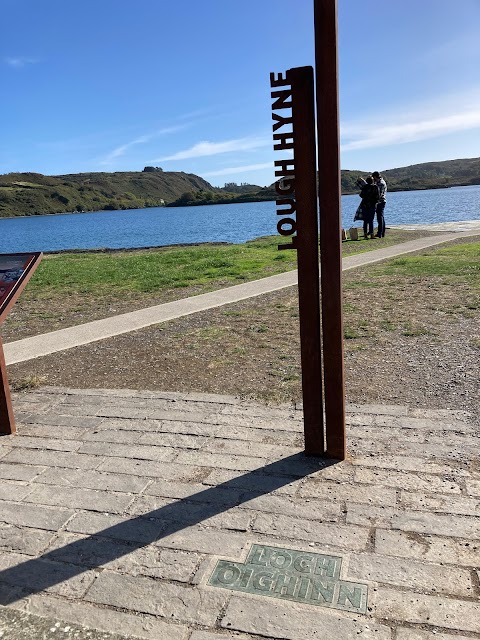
[100,136,150,164]
[203,162,273,177]
[99,125,187,166]
[341,96,480,152]
[175,107,215,121]
[5,56,38,68]
[422,30,480,66]
[155,136,270,162]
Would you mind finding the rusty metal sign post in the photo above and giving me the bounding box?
[0,252,42,434]
[270,67,324,456]
[269,0,346,459]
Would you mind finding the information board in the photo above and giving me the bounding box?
[0,253,42,323]
[0,251,42,435]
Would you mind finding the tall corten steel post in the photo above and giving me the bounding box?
[290,66,324,455]
[270,67,324,456]
[314,0,346,459]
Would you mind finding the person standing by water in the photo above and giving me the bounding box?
[372,171,387,237]
[359,176,379,239]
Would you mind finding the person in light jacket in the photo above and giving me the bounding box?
[372,171,387,237]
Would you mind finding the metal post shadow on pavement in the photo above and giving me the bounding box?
[269,0,346,459]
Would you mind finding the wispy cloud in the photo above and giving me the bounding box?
[175,107,215,121]
[4,56,38,68]
[155,136,270,162]
[341,97,480,152]
[421,31,480,66]
[101,135,151,164]
[99,125,187,166]
[203,162,273,177]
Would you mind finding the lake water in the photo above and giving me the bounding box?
[0,184,479,253]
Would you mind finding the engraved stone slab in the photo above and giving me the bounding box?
[209,544,369,614]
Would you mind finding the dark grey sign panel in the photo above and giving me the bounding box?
[209,544,368,613]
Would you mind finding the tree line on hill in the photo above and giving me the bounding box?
[340,157,480,194]
[0,157,479,218]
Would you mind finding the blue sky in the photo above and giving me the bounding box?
[2,0,480,187]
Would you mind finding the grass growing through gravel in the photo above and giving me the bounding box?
[376,242,480,281]
[343,240,480,344]
[345,241,480,292]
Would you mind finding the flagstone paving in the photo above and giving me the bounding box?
[0,387,479,639]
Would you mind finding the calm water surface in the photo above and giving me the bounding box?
[0,185,479,253]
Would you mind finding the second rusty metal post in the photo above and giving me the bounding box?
[314,0,346,459]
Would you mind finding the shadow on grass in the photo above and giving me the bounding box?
[0,453,337,605]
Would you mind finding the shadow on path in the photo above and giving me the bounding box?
[0,453,336,604]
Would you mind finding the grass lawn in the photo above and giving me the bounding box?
[20,229,436,300]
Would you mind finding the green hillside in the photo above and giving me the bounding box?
[0,170,218,218]
[257,157,480,198]
[1,157,479,218]
[341,157,480,193]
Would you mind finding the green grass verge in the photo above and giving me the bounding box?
[371,242,480,283]
[26,236,296,299]
[22,230,454,301]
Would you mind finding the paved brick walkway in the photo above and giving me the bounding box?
[0,387,479,639]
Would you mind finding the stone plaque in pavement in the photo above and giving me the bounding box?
[208,544,369,614]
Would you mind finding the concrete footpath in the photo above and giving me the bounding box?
[4,227,480,365]
[0,387,479,639]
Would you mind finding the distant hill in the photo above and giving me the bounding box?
[1,157,479,218]
[258,157,480,198]
[341,157,480,193]
[0,171,217,218]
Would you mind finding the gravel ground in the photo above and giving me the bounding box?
[7,237,480,421]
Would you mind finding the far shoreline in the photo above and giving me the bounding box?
[39,222,480,255]
[1,182,480,221]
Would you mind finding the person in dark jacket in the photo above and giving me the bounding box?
[359,176,379,239]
